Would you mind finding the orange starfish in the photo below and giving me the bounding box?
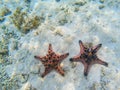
[70,40,108,76]
[34,44,69,77]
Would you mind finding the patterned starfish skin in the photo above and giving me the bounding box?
[70,40,108,76]
[34,44,69,77]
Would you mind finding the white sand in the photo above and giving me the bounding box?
[0,0,120,90]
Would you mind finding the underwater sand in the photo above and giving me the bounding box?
[0,0,120,90]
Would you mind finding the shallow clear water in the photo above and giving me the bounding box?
[0,0,120,90]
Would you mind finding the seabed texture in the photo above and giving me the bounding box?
[0,0,120,90]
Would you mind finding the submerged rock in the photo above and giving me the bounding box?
[11,7,45,34]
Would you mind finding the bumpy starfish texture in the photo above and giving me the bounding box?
[34,44,69,77]
[70,40,108,76]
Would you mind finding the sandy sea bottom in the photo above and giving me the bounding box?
[0,0,120,90]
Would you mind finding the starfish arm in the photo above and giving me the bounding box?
[83,63,91,76]
[79,40,85,54]
[41,66,52,77]
[70,54,84,62]
[94,58,108,67]
[34,55,47,61]
[55,65,65,76]
[84,65,88,76]
[70,55,81,62]
[48,43,53,54]
[59,53,69,62]
[92,44,102,53]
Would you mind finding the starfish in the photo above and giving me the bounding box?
[34,44,69,78]
[70,40,108,76]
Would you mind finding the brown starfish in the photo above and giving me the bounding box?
[34,44,69,77]
[70,40,108,76]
